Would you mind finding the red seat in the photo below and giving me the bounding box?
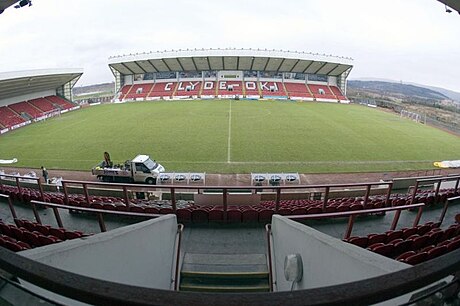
[404,252,428,265]
[103,203,117,211]
[159,207,174,214]
[191,209,208,223]
[402,227,418,239]
[307,207,322,214]
[227,209,242,222]
[396,251,416,261]
[130,205,146,213]
[455,213,460,224]
[4,241,25,252]
[371,244,394,257]
[17,241,31,249]
[393,240,413,257]
[258,209,274,222]
[412,235,429,250]
[35,224,51,236]
[208,209,223,222]
[347,236,368,248]
[65,231,83,239]
[144,206,159,214]
[277,208,291,215]
[13,219,25,228]
[385,230,403,243]
[23,231,41,247]
[350,203,364,211]
[39,235,60,246]
[10,227,25,242]
[417,224,432,236]
[427,245,448,260]
[291,208,307,215]
[242,209,258,222]
[49,228,66,240]
[176,208,192,222]
[447,239,460,252]
[0,223,13,237]
[90,203,104,210]
[367,233,387,245]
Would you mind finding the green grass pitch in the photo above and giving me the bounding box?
[1,100,459,173]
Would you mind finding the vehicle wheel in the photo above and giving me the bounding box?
[146,177,156,185]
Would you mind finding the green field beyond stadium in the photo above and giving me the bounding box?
[1,100,459,173]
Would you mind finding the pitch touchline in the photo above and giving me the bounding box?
[159,160,434,165]
[227,100,232,163]
[19,158,434,165]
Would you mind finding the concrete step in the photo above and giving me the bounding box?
[183,253,267,266]
[180,253,270,292]
[180,280,270,292]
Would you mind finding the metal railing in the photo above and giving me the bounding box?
[286,202,426,239]
[59,179,394,216]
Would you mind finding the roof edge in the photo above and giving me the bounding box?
[0,68,84,82]
[108,48,354,66]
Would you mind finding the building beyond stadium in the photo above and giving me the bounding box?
[108,48,353,103]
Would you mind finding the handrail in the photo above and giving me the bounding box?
[0,193,18,219]
[61,178,391,190]
[59,179,393,214]
[0,173,45,201]
[30,200,160,232]
[410,175,460,205]
[173,224,184,291]
[265,224,274,292]
[439,196,460,225]
[286,203,426,239]
[0,246,459,305]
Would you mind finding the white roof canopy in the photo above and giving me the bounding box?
[109,48,353,77]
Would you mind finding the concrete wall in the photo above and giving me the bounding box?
[20,215,179,305]
[271,215,410,292]
[270,215,451,305]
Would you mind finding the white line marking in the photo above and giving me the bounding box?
[227,100,232,163]
[158,160,434,165]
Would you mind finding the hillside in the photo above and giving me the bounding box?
[348,80,449,101]
[73,82,114,96]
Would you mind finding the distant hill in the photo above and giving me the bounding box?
[351,78,460,102]
[348,80,449,101]
[419,85,460,102]
[73,82,114,96]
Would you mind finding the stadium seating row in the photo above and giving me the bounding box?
[0,219,86,252]
[1,184,458,223]
[345,221,460,265]
[0,96,75,129]
[117,81,348,102]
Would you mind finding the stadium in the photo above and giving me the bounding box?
[0,1,460,305]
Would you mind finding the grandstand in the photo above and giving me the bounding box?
[0,69,83,133]
[108,48,353,103]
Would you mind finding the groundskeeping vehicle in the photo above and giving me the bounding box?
[92,154,165,184]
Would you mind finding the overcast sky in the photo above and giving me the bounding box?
[0,0,459,91]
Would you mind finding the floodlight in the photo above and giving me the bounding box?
[445,5,452,13]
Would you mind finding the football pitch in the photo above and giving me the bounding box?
[1,100,459,173]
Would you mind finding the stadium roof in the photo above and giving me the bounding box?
[438,0,460,13]
[0,69,83,101]
[0,0,18,13]
[108,48,353,77]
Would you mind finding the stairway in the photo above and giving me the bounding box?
[180,253,270,292]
